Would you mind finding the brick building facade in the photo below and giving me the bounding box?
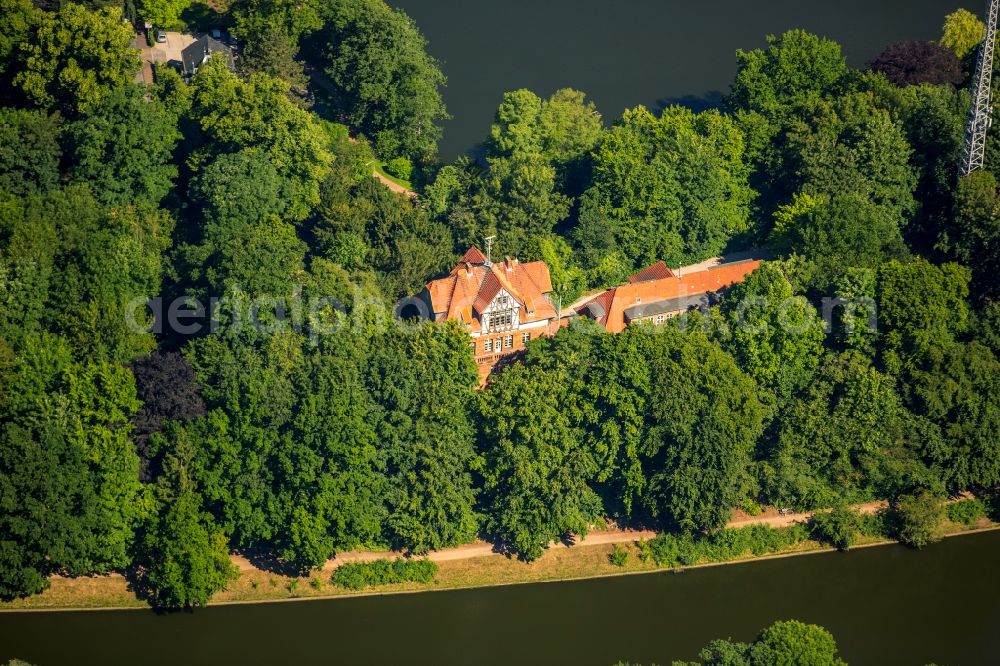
[420,247,560,380]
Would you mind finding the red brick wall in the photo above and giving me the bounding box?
[474,328,539,365]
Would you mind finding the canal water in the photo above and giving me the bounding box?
[389,0,969,160]
[2,530,998,665]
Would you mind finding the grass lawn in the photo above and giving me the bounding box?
[372,161,413,191]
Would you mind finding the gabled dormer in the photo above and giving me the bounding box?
[480,288,521,332]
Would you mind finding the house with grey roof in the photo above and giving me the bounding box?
[181,35,234,79]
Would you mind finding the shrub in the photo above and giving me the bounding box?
[331,558,438,590]
[608,544,628,567]
[858,509,892,538]
[809,505,862,551]
[947,499,986,525]
[309,578,323,590]
[988,493,1000,522]
[386,157,413,182]
[646,524,809,568]
[635,539,652,563]
[740,499,763,516]
[894,492,945,548]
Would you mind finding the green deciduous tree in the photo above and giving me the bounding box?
[871,80,965,255]
[641,327,765,532]
[488,87,603,193]
[907,341,1000,492]
[577,105,753,271]
[776,193,909,290]
[0,0,38,85]
[777,92,917,225]
[137,0,192,28]
[1,185,171,363]
[0,108,61,196]
[809,504,862,550]
[720,262,826,400]
[193,149,289,228]
[946,170,1000,301]
[766,352,911,508]
[0,419,95,600]
[478,360,602,560]
[673,619,846,666]
[367,323,480,553]
[232,0,321,98]
[66,85,180,206]
[138,427,237,608]
[875,259,970,373]
[940,8,985,59]
[316,0,447,159]
[0,333,147,599]
[312,175,454,299]
[189,59,333,221]
[727,30,850,121]
[893,490,945,548]
[14,3,140,116]
[749,620,847,666]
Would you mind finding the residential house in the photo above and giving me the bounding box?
[420,247,560,380]
[181,35,234,79]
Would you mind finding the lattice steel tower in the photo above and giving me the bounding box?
[959,0,1000,177]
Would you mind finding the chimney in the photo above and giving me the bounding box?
[504,257,515,272]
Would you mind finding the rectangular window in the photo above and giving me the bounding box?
[522,332,530,344]
[495,338,502,352]
[484,338,493,352]
[504,335,513,349]
[655,315,665,324]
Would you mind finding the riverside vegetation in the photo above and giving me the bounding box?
[0,0,999,609]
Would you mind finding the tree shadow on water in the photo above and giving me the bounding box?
[656,90,725,113]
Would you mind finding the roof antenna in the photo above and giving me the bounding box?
[484,235,496,266]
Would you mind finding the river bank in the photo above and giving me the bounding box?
[3,513,995,613]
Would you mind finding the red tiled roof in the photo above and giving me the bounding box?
[461,246,488,264]
[577,259,762,333]
[472,270,506,313]
[424,250,557,330]
[628,261,675,283]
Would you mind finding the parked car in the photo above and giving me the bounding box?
[155,28,167,43]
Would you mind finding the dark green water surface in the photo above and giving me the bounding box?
[389,0,967,160]
[2,530,999,665]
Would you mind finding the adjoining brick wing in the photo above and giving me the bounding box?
[576,258,762,333]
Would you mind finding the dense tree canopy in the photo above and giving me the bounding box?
[576,106,753,272]
[314,0,447,160]
[14,3,140,116]
[137,0,193,29]
[66,85,181,206]
[640,327,765,532]
[1,2,997,606]
[0,107,61,196]
[188,59,334,222]
[137,428,237,608]
[673,619,847,666]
